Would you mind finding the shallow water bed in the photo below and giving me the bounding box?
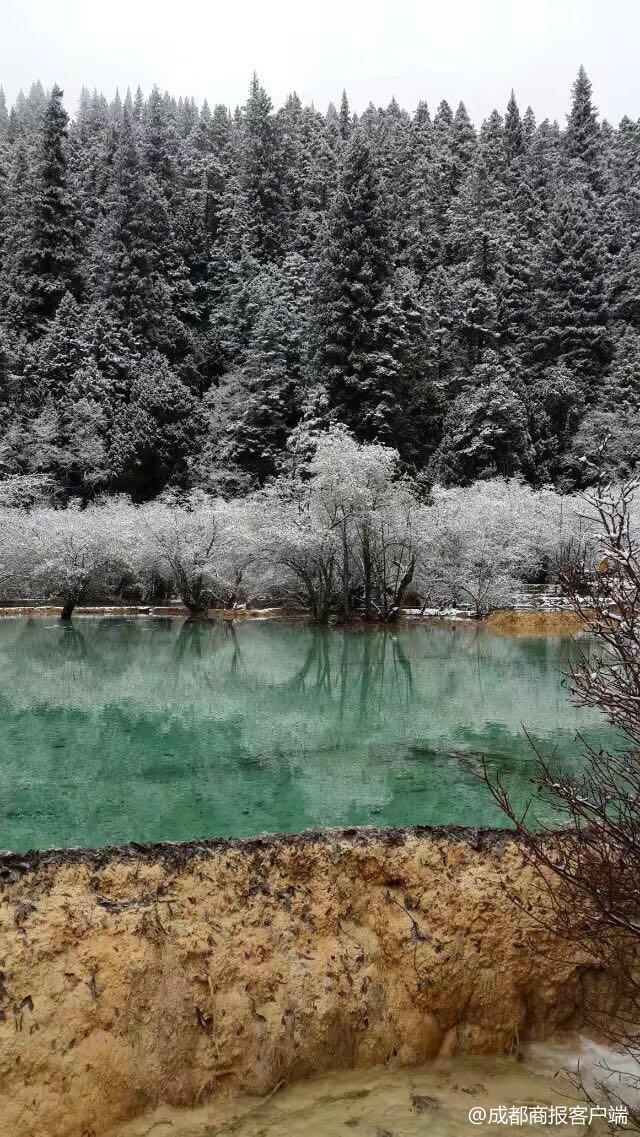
[0,617,619,851]
[105,1041,627,1136]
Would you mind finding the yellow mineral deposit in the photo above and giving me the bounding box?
[0,827,624,1137]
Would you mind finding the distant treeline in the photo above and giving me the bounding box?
[0,431,620,622]
[0,68,638,503]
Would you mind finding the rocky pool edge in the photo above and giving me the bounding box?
[0,821,619,1137]
[0,821,516,879]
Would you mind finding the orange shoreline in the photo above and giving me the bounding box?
[0,604,589,636]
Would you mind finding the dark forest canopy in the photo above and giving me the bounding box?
[0,67,638,503]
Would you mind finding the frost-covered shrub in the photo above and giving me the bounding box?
[255,427,426,621]
[427,479,582,616]
[11,500,131,618]
[129,491,260,614]
[0,431,593,622]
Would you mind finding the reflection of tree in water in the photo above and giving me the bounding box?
[226,621,243,676]
[0,618,620,851]
[357,632,413,721]
[90,618,156,679]
[13,616,88,665]
[0,617,611,752]
[56,620,88,661]
[175,617,214,661]
[281,628,415,719]
[174,617,245,688]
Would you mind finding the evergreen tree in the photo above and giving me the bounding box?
[0,88,8,137]
[339,91,352,140]
[450,102,477,192]
[141,85,180,190]
[69,89,117,269]
[202,253,310,486]
[237,74,287,262]
[564,66,603,192]
[448,110,509,284]
[82,300,140,404]
[313,130,401,441]
[0,142,32,326]
[111,352,201,499]
[0,326,20,412]
[423,267,458,390]
[529,362,584,483]
[392,269,445,467]
[522,106,536,148]
[0,70,635,499]
[6,86,79,333]
[504,91,524,162]
[451,277,500,369]
[436,351,532,483]
[17,294,116,496]
[107,110,198,363]
[429,100,456,236]
[522,117,560,240]
[604,116,640,327]
[27,291,91,405]
[533,182,610,389]
[402,102,437,279]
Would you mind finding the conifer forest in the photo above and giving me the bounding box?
[0,66,638,506]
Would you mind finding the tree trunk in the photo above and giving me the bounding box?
[60,599,76,621]
[184,605,211,621]
[182,575,211,619]
[390,557,416,621]
[341,519,350,621]
[362,529,372,620]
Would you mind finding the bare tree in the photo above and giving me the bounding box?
[22,501,130,620]
[470,479,640,1124]
[131,492,259,618]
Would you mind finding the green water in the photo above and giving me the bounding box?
[0,617,619,853]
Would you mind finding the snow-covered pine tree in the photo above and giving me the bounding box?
[312,129,404,443]
[532,181,610,392]
[0,71,635,499]
[107,109,198,364]
[563,66,605,194]
[141,85,180,192]
[237,74,287,263]
[110,351,202,499]
[339,90,352,141]
[200,253,310,487]
[6,86,80,334]
[435,351,532,484]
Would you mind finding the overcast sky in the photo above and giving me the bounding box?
[2,0,640,126]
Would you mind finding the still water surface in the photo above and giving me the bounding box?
[0,617,619,852]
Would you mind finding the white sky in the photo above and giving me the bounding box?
[2,0,640,126]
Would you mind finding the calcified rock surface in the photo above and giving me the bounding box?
[0,826,609,1137]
